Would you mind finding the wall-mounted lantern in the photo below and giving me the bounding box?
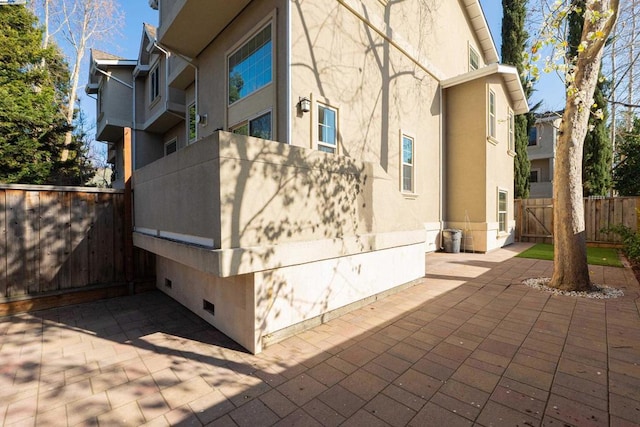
[299,97,311,113]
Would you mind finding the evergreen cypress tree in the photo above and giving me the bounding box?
[502,0,532,199]
[568,0,613,196]
[0,5,86,185]
[612,117,640,196]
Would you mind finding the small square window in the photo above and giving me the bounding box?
[530,169,539,183]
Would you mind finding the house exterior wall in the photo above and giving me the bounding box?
[445,77,516,251]
[96,67,133,141]
[119,0,527,352]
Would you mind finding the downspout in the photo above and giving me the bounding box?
[154,42,199,140]
[286,0,292,145]
[439,83,444,250]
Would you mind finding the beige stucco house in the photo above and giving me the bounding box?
[528,111,562,198]
[88,0,528,353]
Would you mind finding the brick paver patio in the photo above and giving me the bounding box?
[2,243,639,426]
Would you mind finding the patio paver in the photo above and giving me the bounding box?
[1,243,639,426]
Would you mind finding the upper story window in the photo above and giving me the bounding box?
[317,104,337,154]
[528,127,538,146]
[401,134,414,193]
[508,109,515,152]
[228,24,272,105]
[150,66,160,103]
[488,90,496,139]
[469,46,480,71]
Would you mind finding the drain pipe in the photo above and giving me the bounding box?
[154,42,199,141]
[439,83,445,251]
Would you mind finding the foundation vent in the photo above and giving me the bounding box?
[164,278,172,289]
[203,299,215,316]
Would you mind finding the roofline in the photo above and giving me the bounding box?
[93,59,138,67]
[464,0,500,65]
[441,63,530,115]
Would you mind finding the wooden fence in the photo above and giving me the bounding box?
[515,197,640,245]
[0,185,154,309]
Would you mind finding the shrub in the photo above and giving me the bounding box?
[604,225,640,262]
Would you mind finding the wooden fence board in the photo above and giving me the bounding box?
[515,197,638,244]
[25,191,40,294]
[0,186,153,310]
[39,191,65,292]
[0,190,6,297]
[68,193,92,289]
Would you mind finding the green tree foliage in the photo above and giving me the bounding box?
[0,5,88,185]
[567,0,613,196]
[502,0,532,199]
[613,117,640,196]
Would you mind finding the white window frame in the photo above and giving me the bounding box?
[508,108,515,153]
[150,65,160,103]
[164,137,177,156]
[469,45,480,71]
[187,102,196,143]
[317,103,338,154]
[227,21,274,106]
[488,89,496,140]
[400,132,415,194]
[498,188,508,233]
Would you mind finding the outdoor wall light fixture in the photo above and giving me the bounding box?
[299,97,311,113]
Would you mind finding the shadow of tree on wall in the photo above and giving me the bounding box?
[220,132,369,340]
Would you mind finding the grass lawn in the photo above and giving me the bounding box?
[516,243,623,267]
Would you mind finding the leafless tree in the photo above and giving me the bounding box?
[31,0,124,161]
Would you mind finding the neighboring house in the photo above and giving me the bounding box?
[86,49,137,190]
[88,0,528,353]
[528,111,562,198]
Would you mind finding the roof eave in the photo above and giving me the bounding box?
[442,64,530,115]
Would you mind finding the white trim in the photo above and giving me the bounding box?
[158,230,215,248]
[134,227,157,236]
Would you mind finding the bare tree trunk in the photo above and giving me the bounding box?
[550,0,619,291]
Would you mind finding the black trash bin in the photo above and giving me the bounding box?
[442,229,462,253]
